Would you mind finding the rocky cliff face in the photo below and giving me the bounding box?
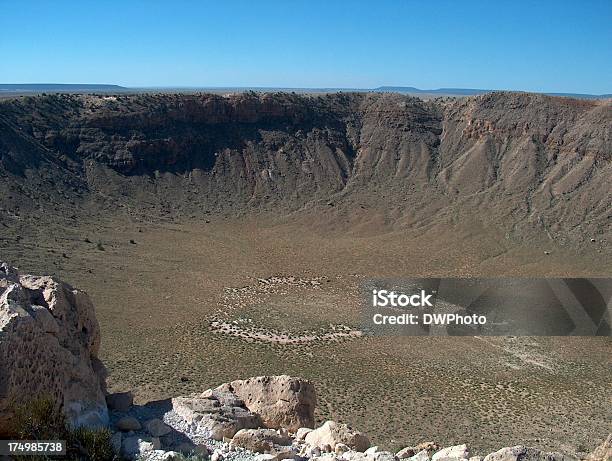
[0,91,610,241]
[0,263,107,435]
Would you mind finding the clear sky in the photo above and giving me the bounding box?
[1,0,611,94]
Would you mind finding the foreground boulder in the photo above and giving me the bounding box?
[433,444,470,461]
[171,388,262,440]
[230,428,292,453]
[305,420,370,452]
[0,263,108,434]
[397,443,440,459]
[405,450,430,461]
[216,375,317,431]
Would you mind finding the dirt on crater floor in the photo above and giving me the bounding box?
[1,212,609,457]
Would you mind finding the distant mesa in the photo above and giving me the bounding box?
[0,83,128,93]
[1,83,610,99]
[374,86,612,99]
[375,86,491,96]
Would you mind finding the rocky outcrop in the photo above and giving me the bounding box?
[0,263,107,435]
[166,375,314,442]
[121,436,161,458]
[116,416,142,431]
[397,443,439,459]
[230,428,292,453]
[304,421,370,452]
[106,391,134,412]
[171,389,262,440]
[433,444,470,461]
[215,375,317,431]
[107,387,607,461]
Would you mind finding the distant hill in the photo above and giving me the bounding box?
[1,83,609,99]
[375,86,612,99]
[376,86,489,96]
[0,83,127,93]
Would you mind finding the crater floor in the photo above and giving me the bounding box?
[1,212,609,456]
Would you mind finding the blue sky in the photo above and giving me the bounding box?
[1,0,611,93]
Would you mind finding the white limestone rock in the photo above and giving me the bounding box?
[296,427,314,441]
[172,390,261,440]
[432,445,470,461]
[215,375,317,431]
[305,421,370,452]
[0,263,108,433]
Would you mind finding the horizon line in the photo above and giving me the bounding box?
[0,83,610,98]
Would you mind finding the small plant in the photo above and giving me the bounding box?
[10,397,118,461]
[12,396,64,441]
[96,241,105,251]
[67,426,116,461]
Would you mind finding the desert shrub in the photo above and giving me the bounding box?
[11,397,119,460]
[12,396,64,440]
[67,426,116,461]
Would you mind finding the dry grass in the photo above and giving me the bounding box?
[11,397,117,461]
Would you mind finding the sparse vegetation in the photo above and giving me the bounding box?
[12,396,64,441]
[11,397,118,461]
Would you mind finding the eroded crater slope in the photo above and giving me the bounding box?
[1,91,610,243]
